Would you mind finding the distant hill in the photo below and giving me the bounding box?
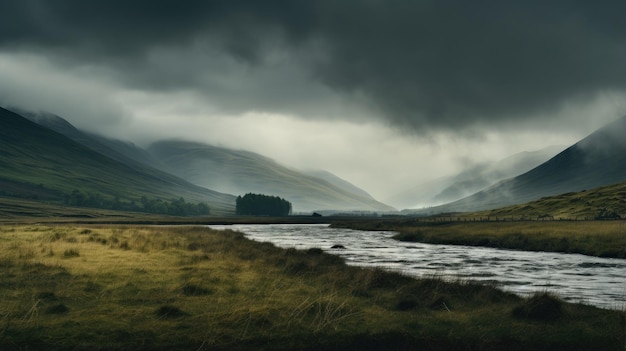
[409,116,626,214]
[303,170,375,200]
[16,108,393,214]
[148,140,396,213]
[387,146,563,209]
[0,107,235,215]
[430,146,565,205]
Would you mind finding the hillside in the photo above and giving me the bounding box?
[430,146,564,205]
[0,107,235,215]
[387,146,563,209]
[410,116,626,214]
[471,181,626,220]
[19,110,170,173]
[148,140,396,213]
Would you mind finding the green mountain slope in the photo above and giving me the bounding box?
[0,107,235,215]
[412,116,626,214]
[148,140,396,213]
[471,180,626,220]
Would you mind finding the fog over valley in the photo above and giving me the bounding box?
[1,1,625,208]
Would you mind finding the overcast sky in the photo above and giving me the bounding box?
[1,0,625,203]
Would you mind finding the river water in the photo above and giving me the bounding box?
[208,223,625,310]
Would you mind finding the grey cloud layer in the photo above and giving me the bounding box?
[1,0,624,130]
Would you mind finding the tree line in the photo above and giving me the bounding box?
[63,190,210,216]
[236,193,292,216]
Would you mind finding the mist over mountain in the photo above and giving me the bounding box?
[387,146,564,209]
[148,140,395,213]
[17,109,164,170]
[407,116,626,214]
[430,146,565,204]
[0,107,235,214]
[16,108,394,214]
[303,170,376,200]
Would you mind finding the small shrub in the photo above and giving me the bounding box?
[187,242,200,251]
[155,305,188,319]
[45,303,69,314]
[182,283,213,296]
[36,291,58,301]
[307,248,324,255]
[63,249,80,258]
[84,281,102,293]
[394,299,418,311]
[512,293,563,321]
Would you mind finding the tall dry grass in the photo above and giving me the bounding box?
[0,224,622,350]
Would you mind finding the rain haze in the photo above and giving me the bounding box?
[1,1,625,207]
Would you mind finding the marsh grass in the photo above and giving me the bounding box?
[0,224,623,350]
[339,220,626,258]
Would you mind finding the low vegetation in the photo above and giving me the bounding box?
[334,220,626,258]
[469,181,626,221]
[0,225,623,350]
[64,190,210,216]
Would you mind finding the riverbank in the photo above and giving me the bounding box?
[0,224,623,350]
[332,220,626,258]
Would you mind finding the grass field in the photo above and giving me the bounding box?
[0,225,623,350]
[334,220,626,258]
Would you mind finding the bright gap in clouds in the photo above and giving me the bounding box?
[117,93,581,201]
[1,53,624,204]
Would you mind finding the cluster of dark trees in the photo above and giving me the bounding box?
[236,193,292,216]
[63,190,210,216]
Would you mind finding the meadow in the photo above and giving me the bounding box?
[334,220,626,258]
[0,225,623,350]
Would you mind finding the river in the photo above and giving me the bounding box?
[208,223,626,310]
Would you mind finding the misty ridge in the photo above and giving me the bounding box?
[404,115,626,215]
[7,108,393,213]
[3,106,625,216]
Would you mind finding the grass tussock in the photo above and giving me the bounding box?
[0,224,623,350]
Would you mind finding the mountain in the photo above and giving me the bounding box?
[148,140,396,213]
[303,170,375,200]
[386,146,563,209]
[18,110,167,171]
[0,107,235,215]
[430,146,565,205]
[16,108,393,214]
[384,175,458,210]
[410,116,626,214]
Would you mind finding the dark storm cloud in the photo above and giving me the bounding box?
[1,0,624,130]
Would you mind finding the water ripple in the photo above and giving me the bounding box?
[209,223,626,310]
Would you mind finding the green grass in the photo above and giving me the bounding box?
[335,182,626,258]
[0,108,235,215]
[470,181,626,220]
[335,220,626,258]
[0,225,623,350]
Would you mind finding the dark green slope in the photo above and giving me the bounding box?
[0,107,235,215]
[415,116,626,214]
[148,140,396,213]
